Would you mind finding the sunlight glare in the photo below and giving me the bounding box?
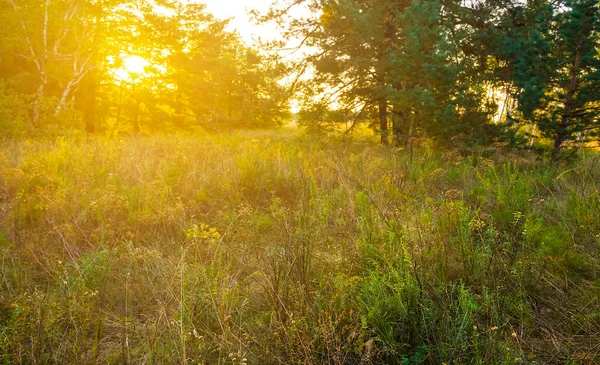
[124,55,149,74]
[202,0,310,44]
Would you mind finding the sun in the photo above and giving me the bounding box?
[123,55,149,74]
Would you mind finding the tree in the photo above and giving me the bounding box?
[139,0,289,131]
[388,0,497,147]
[506,0,600,160]
[0,0,291,135]
[0,0,124,130]
[261,0,497,145]
[303,0,394,142]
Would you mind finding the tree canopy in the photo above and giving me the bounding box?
[0,0,290,136]
[258,0,600,157]
[1,0,599,159]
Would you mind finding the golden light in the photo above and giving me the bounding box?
[202,0,300,44]
[123,55,149,74]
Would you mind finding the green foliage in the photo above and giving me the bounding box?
[297,103,353,134]
[499,0,600,158]
[388,0,494,144]
[0,82,29,138]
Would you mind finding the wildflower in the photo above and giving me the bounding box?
[469,218,486,230]
[512,211,524,225]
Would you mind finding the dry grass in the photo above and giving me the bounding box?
[0,131,599,364]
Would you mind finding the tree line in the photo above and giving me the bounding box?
[1,0,599,160]
[262,0,600,159]
[0,0,290,136]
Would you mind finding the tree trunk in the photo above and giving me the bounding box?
[32,0,50,125]
[379,97,388,145]
[132,99,140,134]
[392,105,409,146]
[32,81,46,126]
[8,0,50,126]
[551,128,566,162]
[377,53,388,145]
[75,69,97,133]
[55,58,93,118]
[553,34,583,162]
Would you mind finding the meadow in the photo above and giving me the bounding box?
[0,130,599,364]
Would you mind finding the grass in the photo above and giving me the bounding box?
[0,130,599,364]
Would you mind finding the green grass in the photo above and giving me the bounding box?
[0,131,599,364]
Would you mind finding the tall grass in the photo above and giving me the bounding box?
[0,131,599,364]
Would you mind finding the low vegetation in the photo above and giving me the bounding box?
[1,131,599,364]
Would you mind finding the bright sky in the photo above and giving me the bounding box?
[201,0,280,44]
[201,0,313,113]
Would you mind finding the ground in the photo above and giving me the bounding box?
[0,130,599,364]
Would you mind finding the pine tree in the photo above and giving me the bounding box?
[262,0,498,145]
[388,0,493,147]
[508,0,600,160]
